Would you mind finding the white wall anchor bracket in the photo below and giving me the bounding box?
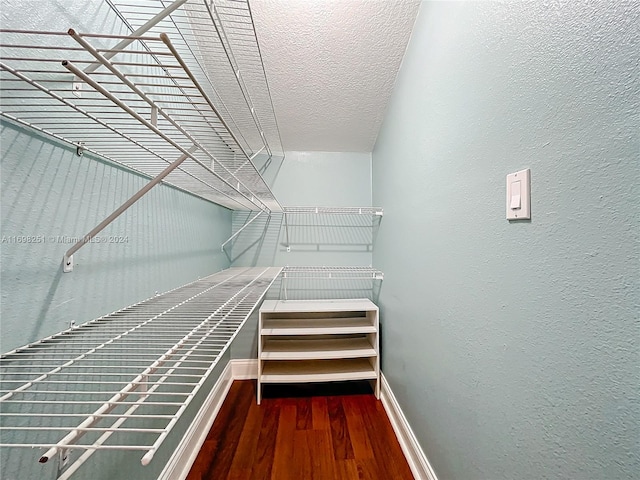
[72,76,82,98]
[63,254,74,273]
[55,447,70,475]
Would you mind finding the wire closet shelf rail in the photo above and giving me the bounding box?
[0,267,282,476]
[280,266,385,301]
[0,27,282,213]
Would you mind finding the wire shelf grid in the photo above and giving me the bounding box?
[282,266,384,281]
[283,206,384,216]
[108,0,284,158]
[0,26,281,212]
[0,266,281,473]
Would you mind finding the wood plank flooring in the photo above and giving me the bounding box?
[186,380,414,480]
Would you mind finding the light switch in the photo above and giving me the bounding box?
[506,169,530,220]
[509,181,521,209]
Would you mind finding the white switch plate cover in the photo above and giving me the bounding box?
[506,168,531,220]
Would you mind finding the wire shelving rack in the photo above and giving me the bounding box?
[0,26,281,212]
[280,266,384,301]
[108,0,283,160]
[0,267,281,477]
[283,206,384,216]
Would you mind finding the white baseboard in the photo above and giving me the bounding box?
[231,358,258,379]
[158,360,234,480]
[160,360,437,480]
[380,374,438,480]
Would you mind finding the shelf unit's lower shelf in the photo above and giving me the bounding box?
[257,299,380,404]
[261,317,376,335]
[261,337,376,360]
[261,358,378,383]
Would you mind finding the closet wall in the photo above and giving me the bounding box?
[372,2,639,480]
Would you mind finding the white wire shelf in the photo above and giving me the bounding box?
[283,206,384,216]
[282,266,384,280]
[279,267,384,300]
[0,26,282,212]
[108,0,283,158]
[0,266,281,475]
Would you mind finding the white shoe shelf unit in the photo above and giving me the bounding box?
[257,298,380,404]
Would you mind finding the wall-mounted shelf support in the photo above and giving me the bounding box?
[221,210,267,253]
[63,146,197,272]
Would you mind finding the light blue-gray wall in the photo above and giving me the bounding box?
[372,2,639,480]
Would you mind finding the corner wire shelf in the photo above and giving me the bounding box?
[0,27,282,213]
[0,266,282,477]
[280,206,383,252]
[282,266,384,280]
[280,266,384,300]
[282,207,384,216]
[108,0,284,158]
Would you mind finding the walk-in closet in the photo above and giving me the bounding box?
[1,1,638,479]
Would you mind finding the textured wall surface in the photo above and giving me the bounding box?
[372,1,639,480]
[252,0,420,151]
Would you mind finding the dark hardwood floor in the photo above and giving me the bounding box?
[186,380,414,480]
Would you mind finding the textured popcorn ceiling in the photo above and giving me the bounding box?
[251,0,420,152]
